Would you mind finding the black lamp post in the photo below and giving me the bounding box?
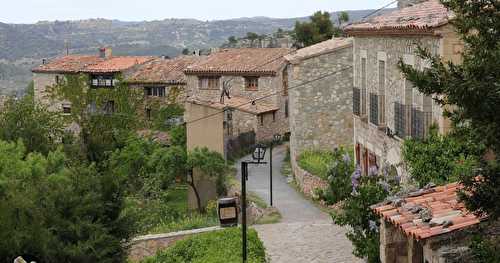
[269,134,282,207]
[241,144,267,263]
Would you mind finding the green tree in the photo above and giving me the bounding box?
[398,0,500,219]
[0,95,64,155]
[246,32,260,46]
[402,126,485,187]
[294,11,336,47]
[49,73,145,163]
[182,48,190,55]
[0,140,133,262]
[187,147,227,212]
[337,11,350,26]
[228,36,238,44]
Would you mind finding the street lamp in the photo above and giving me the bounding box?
[241,144,267,263]
[269,134,282,207]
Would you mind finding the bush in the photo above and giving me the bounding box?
[297,150,335,179]
[332,172,396,263]
[319,148,354,204]
[141,228,266,263]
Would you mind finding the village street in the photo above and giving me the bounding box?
[236,145,362,263]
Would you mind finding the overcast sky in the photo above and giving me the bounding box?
[1,0,397,24]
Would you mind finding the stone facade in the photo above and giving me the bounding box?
[33,72,71,112]
[185,69,289,142]
[287,43,354,164]
[352,24,462,183]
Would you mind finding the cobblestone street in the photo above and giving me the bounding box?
[236,145,362,263]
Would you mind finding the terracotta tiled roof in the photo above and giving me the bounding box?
[184,48,292,76]
[127,56,204,85]
[32,55,154,74]
[285,38,353,63]
[345,0,452,35]
[187,96,279,115]
[83,56,154,73]
[372,182,484,240]
[32,55,104,73]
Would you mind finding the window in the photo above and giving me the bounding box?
[378,60,386,125]
[260,115,264,126]
[272,111,276,122]
[55,75,62,85]
[103,100,115,114]
[62,105,71,114]
[198,76,220,90]
[369,93,378,125]
[245,77,259,90]
[282,68,289,95]
[91,74,115,87]
[405,79,414,136]
[361,57,367,117]
[146,108,152,120]
[353,88,361,116]
[144,87,166,97]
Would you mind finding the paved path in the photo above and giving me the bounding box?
[235,145,362,263]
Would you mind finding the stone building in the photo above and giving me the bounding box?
[126,56,204,120]
[371,182,484,263]
[32,48,154,114]
[285,38,354,177]
[345,0,462,183]
[184,48,292,143]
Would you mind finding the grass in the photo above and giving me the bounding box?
[127,185,219,235]
[297,150,335,180]
[141,227,266,263]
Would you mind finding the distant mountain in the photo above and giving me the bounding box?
[0,9,395,95]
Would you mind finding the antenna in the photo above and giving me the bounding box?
[220,80,231,104]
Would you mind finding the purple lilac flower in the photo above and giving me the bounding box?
[368,165,379,177]
[342,153,351,164]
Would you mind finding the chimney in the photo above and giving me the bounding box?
[99,47,112,59]
[398,0,427,9]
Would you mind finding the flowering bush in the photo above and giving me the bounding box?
[318,148,355,205]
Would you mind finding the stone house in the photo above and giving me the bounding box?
[344,0,462,183]
[32,48,154,114]
[125,56,204,121]
[184,48,292,143]
[371,182,485,263]
[284,38,354,197]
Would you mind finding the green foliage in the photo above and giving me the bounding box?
[294,11,337,47]
[152,104,184,131]
[297,150,335,179]
[0,95,64,155]
[50,73,145,163]
[402,127,484,187]
[188,147,227,195]
[320,148,355,204]
[182,48,190,55]
[0,140,132,262]
[246,32,259,41]
[332,176,390,263]
[228,36,238,44]
[337,11,349,26]
[141,228,266,263]
[470,235,500,263]
[398,0,500,218]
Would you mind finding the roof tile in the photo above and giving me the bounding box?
[127,56,204,85]
[373,181,484,240]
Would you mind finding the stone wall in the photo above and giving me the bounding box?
[291,157,328,198]
[128,226,223,262]
[352,31,461,182]
[288,45,354,165]
[33,72,69,112]
[185,68,289,143]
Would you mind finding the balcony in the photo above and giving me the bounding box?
[369,93,379,126]
[353,87,360,116]
[394,102,432,139]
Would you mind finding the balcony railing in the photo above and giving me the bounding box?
[394,102,408,138]
[411,108,432,139]
[394,102,432,139]
[369,93,379,126]
[353,87,361,116]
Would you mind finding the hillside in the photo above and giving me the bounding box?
[0,9,394,95]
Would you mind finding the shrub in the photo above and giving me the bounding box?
[141,228,266,263]
[332,176,389,263]
[320,148,354,204]
[297,150,335,179]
